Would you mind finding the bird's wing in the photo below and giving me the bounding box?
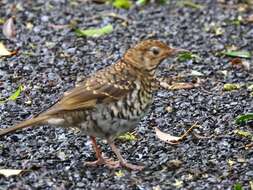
[41,68,135,116]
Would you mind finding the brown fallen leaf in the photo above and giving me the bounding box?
[155,124,198,145]
[245,142,253,150]
[160,80,200,90]
[230,57,243,65]
[229,58,250,70]
[169,82,195,90]
[2,17,16,39]
[0,42,17,57]
[0,169,23,177]
[192,131,213,139]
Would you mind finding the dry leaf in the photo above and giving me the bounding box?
[237,4,249,12]
[0,169,23,177]
[2,17,16,39]
[159,81,171,89]
[0,42,17,58]
[169,82,196,90]
[155,127,181,145]
[246,143,253,149]
[0,42,12,57]
[160,81,197,90]
[160,77,201,91]
[155,124,198,145]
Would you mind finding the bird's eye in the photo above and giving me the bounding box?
[150,47,160,55]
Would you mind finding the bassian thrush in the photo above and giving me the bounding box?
[0,40,186,170]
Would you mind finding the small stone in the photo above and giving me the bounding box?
[166,159,183,170]
[165,106,173,113]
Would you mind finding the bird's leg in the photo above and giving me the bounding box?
[106,139,144,170]
[85,136,106,165]
[85,137,144,170]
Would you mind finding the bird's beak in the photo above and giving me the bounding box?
[169,47,189,56]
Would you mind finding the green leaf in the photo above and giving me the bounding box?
[0,85,24,104]
[225,16,243,26]
[235,113,253,125]
[233,183,243,190]
[234,130,252,138]
[75,24,113,38]
[177,52,199,62]
[157,0,168,4]
[117,132,137,141]
[8,85,24,101]
[0,18,5,25]
[136,0,147,5]
[136,0,167,5]
[224,51,251,58]
[223,83,240,91]
[179,0,204,9]
[112,0,132,9]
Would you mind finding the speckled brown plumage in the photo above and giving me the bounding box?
[0,40,186,170]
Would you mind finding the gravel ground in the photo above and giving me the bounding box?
[0,0,253,189]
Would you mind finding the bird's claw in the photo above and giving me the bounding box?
[85,158,144,170]
[84,157,113,166]
[105,160,144,170]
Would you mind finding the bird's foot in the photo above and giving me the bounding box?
[84,156,113,166]
[105,160,144,170]
[85,158,144,170]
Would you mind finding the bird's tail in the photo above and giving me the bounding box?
[0,115,49,137]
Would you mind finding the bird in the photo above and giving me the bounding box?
[0,40,186,170]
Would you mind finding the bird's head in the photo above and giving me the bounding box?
[123,40,187,73]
